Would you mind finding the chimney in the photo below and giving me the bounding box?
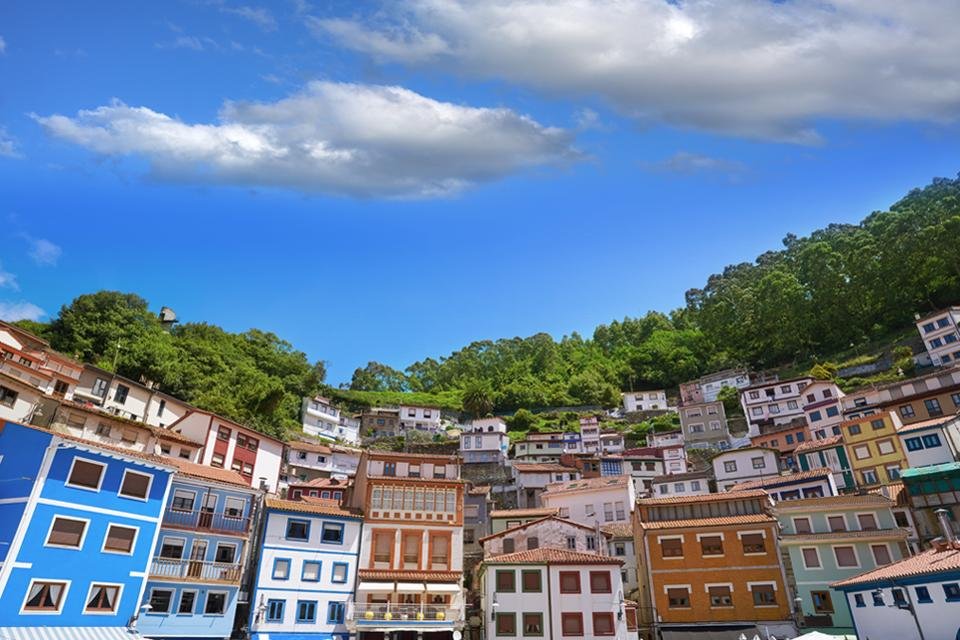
[935,508,956,548]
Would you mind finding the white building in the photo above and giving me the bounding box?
[651,470,713,497]
[740,377,814,436]
[897,415,960,469]
[802,380,846,440]
[398,404,443,433]
[661,443,689,475]
[622,447,665,496]
[0,369,43,424]
[622,390,668,413]
[603,523,639,597]
[283,440,362,492]
[680,368,754,404]
[480,515,607,557]
[249,498,362,640]
[72,364,192,428]
[540,475,636,525]
[647,430,684,448]
[461,418,509,464]
[916,306,960,367]
[579,417,600,453]
[0,320,83,402]
[512,462,580,509]
[712,446,781,491]
[480,548,638,640]
[730,467,838,502]
[599,430,625,454]
[301,396,359,444]
[513,432,572,462]
[168,410,285,492]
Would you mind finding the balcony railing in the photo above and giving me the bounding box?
[162,508,251,535]
[348,603,462,625]
[149,557,242,584]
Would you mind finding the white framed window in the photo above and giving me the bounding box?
[171,488,196,512]
[853,445,871,460]
[159,536,186,559]
[224,497,245,518]
[833,545,860,568]
[177,590,198,615]
[118,469,152,501]
[44,516,89,550]
[204,591,228,615]
[801,547,821,569]
[102,523,139,555]
[148,588,174,614]
[65,457,107,492]
[870,544,892,566]
[21,579,70,614]
[83,582,123,615]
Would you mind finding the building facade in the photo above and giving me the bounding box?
[915,306,960,367]
[301,396,359,444]
[540,475,635,525]
[651,470,713,498]
[795,435,855,492]
[622,390,668,413]
[841,412,909,489]
[679,400,731,449]
[740,377,813,436]
[897,415,960,469]
[711,447,781,491]
[461,418,509,464]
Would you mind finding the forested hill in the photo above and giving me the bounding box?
[17,175,960,437]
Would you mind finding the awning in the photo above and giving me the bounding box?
[356,581,396,592]
[395,582,426,592]
[0,628,142,640]
[660,625,760,640]
[424,583,462,593]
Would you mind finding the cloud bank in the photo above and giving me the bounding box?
[34,81,578,198]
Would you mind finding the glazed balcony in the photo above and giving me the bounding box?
[162,508,251,536]
[149,557,242,584]
[347,603,463,626]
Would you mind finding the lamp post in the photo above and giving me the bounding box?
[870,585,925,640]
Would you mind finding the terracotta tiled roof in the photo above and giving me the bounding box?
[896,415,959,434]
[56,399,204,446]
[358,570,460,583]
[482,547,624,566]
[622,447,664,458]
[490,508,558,519]
[542,475,630,495]
[637,489,768,506]
[772,493,893,511]
[264,497,362,518]
[794,435,844,454]
[287,440,333,454]
[154,428,203,446]
[781,528,910,543]
[869,482,908,507]
[601,523,634,538]
[291,477,351,488]
[167,457,251,488]
[367,450,459,461]
[710,446,778,459]
[831,545,960,588]
[638,513,777,530]
[478,515,602,544]
[18,423,176,469]
[730,467,832,491]
[512,462,571,473]
[366,475,465,484]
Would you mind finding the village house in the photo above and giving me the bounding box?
[490,508,559,536]
[900,462,960,545]
[361,408,401,438]
[679,368,753,405]
[512,432,569,462]
[679,399,732,449]
[622,447,665,496]
[511,461,579,508]
[287,477,351,504]
[461,417,509,464]
[0,368,47,425]
[632,490,796,640]
[711,446,781,491]
[622,389,669,413]
[398,404,443,434]
[740,376,813,436]
[301,395,360,444]
[897,414,960,469]
[479,515,607,558]
[840,411,909,489]
[281,439,361,494]
[802,380,846,440]
[73,364,192,428]
[915,306,960,367]
[603,522,640,597]
[795,435,856,492]
[651,469,713,497]
[464,485,494,565]
[730,467,837,502]
[540,475,635,525]
[841,366,960,425]
[749,417,812,469]
[0,320,83,406]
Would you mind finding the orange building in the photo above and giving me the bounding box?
[633,490,797,640]
[749,417,812,469]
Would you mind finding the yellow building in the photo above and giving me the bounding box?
[841,411,908,488]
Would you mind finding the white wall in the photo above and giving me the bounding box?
[712,449,779,490]
[845,580,960,640]
[0,380,40,423]
[541,485,635,525]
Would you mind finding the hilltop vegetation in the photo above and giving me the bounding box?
[18,175,960,438]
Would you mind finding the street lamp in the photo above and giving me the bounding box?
[870,586,925,640]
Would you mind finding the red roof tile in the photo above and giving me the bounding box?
[638,513,777,530]
[512,462,572,473]
[542,475,630,495]
[637,489,769,506]
[794,435,844,454]
[265,497,362,518]
[831,545,960,587]
[490,508,558,519]
[730,467,832,491]
[358,570,460,583]
[478,515,602,544]
[167,457,251,488]
[896,415,959,434]
[482,547,624,565]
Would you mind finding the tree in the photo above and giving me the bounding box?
[462,381,494,418]
[349,361,409,392]
[716,385,742,418]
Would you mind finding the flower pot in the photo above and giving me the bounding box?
[364,611,374,620]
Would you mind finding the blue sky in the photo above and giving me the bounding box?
[1,1,959,384]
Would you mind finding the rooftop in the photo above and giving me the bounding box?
[264,497,361,519]
[771,493,894,511]
[651,469,713,483]
[831,544,960,588]
[358,569,460,583]
[542,475,630,495]
[168,457,251,488]
[287,440,333,454]
[482,547,624,566]
[901,461,960,479]
[601,523,634,538]
[637,488,769,506]
[478,515,602,543]
[781,528,910,543]
[794,435,844,454]
[729,467,833,491]
[622,447,665,459]
[512,462,571,473]
[638,513,777,530]
[896,414,959,434]
[490,507,558,519]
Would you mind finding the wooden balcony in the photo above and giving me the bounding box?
[149,557,242,584]
[162,508,251,536]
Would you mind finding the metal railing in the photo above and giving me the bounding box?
[162,508,251,535]
[348,603,461,624]
[150,557,242,583]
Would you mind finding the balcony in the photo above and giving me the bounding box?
[348,603,462,627]
[149,557,242,584]
[162,508,251,536]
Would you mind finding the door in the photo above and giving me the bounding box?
[198,493,216,529]
[188,541,207,578]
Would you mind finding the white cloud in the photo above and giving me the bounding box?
[641,151,746,176]
[157,35,207,51]
[221,5,278,31]
[312,0,960,143]
[33,82,578,198]
[0,263,18,290]
[0,301,46,322]
[0,36,6,54]
[0,127,20,158]
[27,238,62,266]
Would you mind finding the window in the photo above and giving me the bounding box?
[793,517,812,534]
[667,587,690,608]
[296,600,317,623]
[826,406,839,417]
[811,590,833,613]
[590,571,612,593]
[857,513,878,531]
[522,612,544,636]
[496,570,516,593]
[383,462,396,476]
[661,537,683,558]
[286,519,309,541]
[854,593,865,607]
[566,536,577,550]
[809,410,822,422]
[66,458,106,491]
[723,461,737,473]
[592,612,615,636]
[114,384,129,404]
[272,558,291,580]
[862,468,879,485]
[674,483,685,493]
[527,536,540,550]
[217,426,231,441]
[85,583,121,613]
[46,516,87,549]
[953,393,960,407]
[496,612,516,636]
[905,437,924,451]
[149,588,173,614]
[786,434,794,445]
[870,419,885,431]
[709,585,733,607]
[751,584,777,606]
[327,601,345,624]
[0,385,18,407]
[872,591,884,606]
[321,522,344,544]
[502,538,515,554]
[522,570,542,592]
[561,612,583,636]
[870,544,892,566]
[925,398,943,417]
[159,537,185,559]
[885,464,901,480]
[700,535,723,556]
[741,533,765,554]
[559,571,580,593]
[848,424,862,436]
[22,580,68,612]
[586,536,597,550]
[943,583,960,601]
[103,524,137,554]
[178,590,197,614]
[922,433,942,448]
[833,546,858,568]
[302,560,321,581]
[171,489,196,512]
[892,588,907,606]
[119,470,151,500]
[751,457,766,469]
[801,548,821,568]
[853,445,871,460]
[914,586,932,603]
[691,480,701,491]
[900,405,916,418]
[749,391,760,399]
[876,439,895,455]
[211,453,225,468]
[266,599,284,622]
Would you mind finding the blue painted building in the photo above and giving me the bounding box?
[248,497,363,640]
[136,460,260,640]
[0,420,175,638]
